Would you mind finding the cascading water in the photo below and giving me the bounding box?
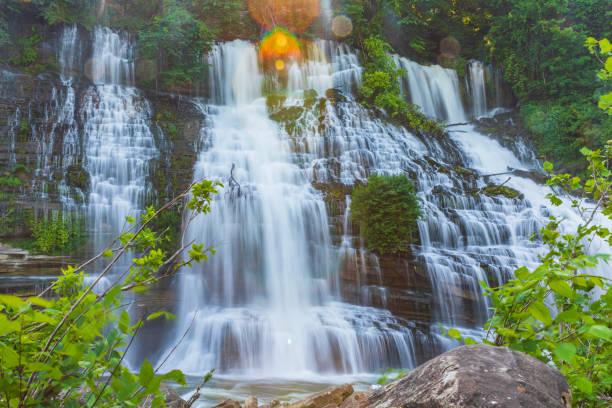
[164,39,612,393]
[163,40,420,377]
[394,55,466,123]
[81,27,158,250]
[466,61,487,119]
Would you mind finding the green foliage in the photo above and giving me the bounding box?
[586,37,612,115]
[25,211,85,255]
[13,27,42,68]
[358,36,444,136]
[31,0,96,28]
[350,174,422,255]
[475,149,612,407]
[0,180,219,407]
[0,175,22,193]
[137,0,215,88]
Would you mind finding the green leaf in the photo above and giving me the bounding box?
[549,280,574,299]
[139,359,154,387]
[0,294,24,309]
[102,249,114,258]
[104,286,123,308]
[599,38,612,54]
[553,343,576,362]
[0,345,19,368]
[542,161,553,172]
[159,369,186,386]
[447,328,462,341]
[587,325,612,341]
[118,310,130,333]
[146,311,176,321]
[528,301,552,325]
[574,377,593,394]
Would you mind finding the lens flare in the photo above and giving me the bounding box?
[331,15,353,38]
[248,0,320,33]
[260,27,302,66]
[275,59,285,71]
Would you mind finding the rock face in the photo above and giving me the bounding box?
[357,345,572,408]
[289,384,354,408]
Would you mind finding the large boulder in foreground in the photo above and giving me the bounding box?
[358,344,571,408]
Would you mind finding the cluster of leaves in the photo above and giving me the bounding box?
[350,174,422,255]
[137,0,216,89]
[0,179,220,407]
[358,36,444,137]
[25,211,85,255]
[586,38,612,115]
[483,0,612,170]
[13,27,42,72]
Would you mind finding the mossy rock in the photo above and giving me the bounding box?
[269,106,304,123]
[304,89,318,108]
[454,166,478,178]
[266,92,287,112]
[482,184,524,200]
[325,88,347,104]
[65,165,90,191]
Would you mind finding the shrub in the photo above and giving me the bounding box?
[26,211,86,255]
[0,179,220,407]
[350,174,422,254]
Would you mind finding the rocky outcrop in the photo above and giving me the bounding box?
[354,345,571,408]
[289,384,354,408]
[235,346,570,408]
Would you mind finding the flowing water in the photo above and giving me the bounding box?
[162,41,420,378]
[2,25,611,407]
[80,27,158,251]
[161,41,612,407]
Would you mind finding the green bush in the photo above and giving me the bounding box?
[350,174,422,255]
[26,211,85,255]
[0,180,219,407]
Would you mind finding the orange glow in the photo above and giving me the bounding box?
[275,59,285,71]
[248,0,320,33]
[259,28,302,63]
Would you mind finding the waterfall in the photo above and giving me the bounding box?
[394,55,466,123]
[466,61,487,119]
[81,27,158,249]
[162,41,420,376]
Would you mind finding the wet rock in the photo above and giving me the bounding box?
[159,385,187,408]
[358,345,571,408]
[245,396,258,408]
[339,392,367,408]
[213,399,242,408]
[288,384,353,408]
[260,399,280,408]
[65,165,90,191]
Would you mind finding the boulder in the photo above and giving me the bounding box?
[160,385,187,408]
[140,385,186,408]
[213,399,242,408]
[245,396,258,408]
[289,384,354,408]
[356,345,571,408]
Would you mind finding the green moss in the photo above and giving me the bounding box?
[482,185,524,200]
[265,92,287,112]
[269,106,304,123]
[65,165,90,191]
[454,166,478,178]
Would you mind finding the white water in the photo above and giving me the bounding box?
[467,61,487,119]
[163,41,419,377]
[162,38,612,389]
[81,27,158,249]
